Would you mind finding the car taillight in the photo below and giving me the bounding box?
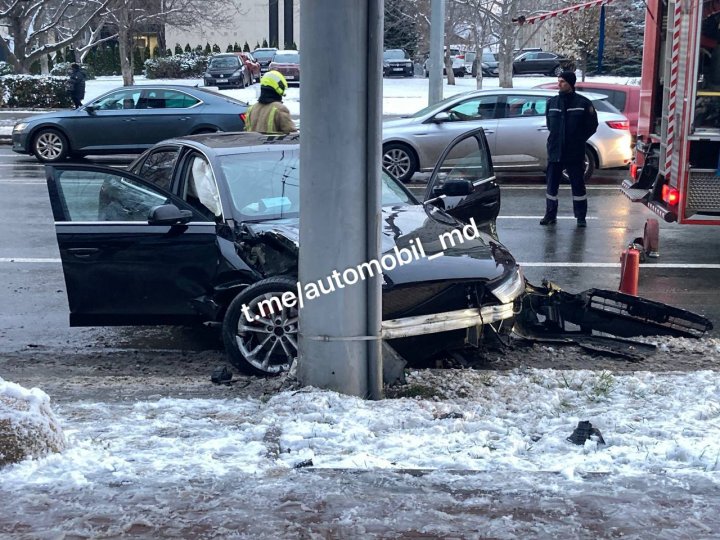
[240,113,246,123]
[630,162,638,180]
[606,120,629,130]
[662,184,679,205]
[457,54,464,59]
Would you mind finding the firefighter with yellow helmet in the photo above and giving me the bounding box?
[244,70,297,134]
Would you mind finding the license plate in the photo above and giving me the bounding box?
[393,67,404,71]
[216,79,228,83]
[285,75,295,80]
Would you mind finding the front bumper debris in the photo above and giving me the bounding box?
[381,303,515,339]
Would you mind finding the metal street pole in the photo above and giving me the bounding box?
[428,0,445,105]
[298,0,383,399]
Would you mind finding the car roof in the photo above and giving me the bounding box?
[164,131,300,155]
[534,81,639,91]
[274,49,299,55]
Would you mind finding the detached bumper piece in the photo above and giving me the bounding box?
[381,303,515,340]
[515,281,713,360]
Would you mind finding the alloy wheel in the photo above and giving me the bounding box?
[383,147,412,180]
[234,292,298,374]
[35,131,65,161]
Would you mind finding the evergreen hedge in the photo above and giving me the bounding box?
[0,75,72,108]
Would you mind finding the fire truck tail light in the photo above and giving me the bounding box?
[606,120,629,130]
[662,184,679,205]
[630,163,638,180]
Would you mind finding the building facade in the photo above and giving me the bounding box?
[165,0,300,51]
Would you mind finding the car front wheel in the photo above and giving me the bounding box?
[382,143,418,183]
[222,277,299,376]
[553,65,563,76]
[562,147,596,182]
[32,128,69,163]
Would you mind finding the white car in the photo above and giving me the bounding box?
[382,88,633,182]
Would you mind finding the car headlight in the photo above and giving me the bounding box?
[481,63,489,68]
[232,70,242,77]
[204,72,211,78]
[490,267,525,303]
[13,122,28,133]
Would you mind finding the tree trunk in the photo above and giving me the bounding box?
[118,25,134,86]
[10,17,30,74]
[444,53,455,85]
[581,52,587,82]
[475,44,483,90]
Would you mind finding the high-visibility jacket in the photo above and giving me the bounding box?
[244,101,296,134]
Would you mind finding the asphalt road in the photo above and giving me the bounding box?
[1,148,719,359]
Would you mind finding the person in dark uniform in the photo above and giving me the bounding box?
[68,63,86,109]
[540,71,598,228]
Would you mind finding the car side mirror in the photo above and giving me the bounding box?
[148,204,193,225]
[433,112,451,123]
[85,105,96,115]
[433,179,473,197]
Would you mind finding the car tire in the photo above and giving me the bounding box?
[222,276,299,376]
[553,65,563,76]
[562,147,596,183]
[382,143,418,183]
[32,128,69,163]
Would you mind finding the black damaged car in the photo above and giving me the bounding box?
[45,128,526,376]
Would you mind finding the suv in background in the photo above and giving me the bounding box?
[252,47,278,74]
[534,81,640,140]
[383,49,414,77]
[204,54,250,88]
[513,51,573,76]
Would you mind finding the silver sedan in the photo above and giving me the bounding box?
[382,88,633,182]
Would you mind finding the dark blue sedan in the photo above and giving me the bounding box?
[12,85,248,163]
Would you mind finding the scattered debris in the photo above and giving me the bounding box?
[567,420,606,446]
[211,366,233,385]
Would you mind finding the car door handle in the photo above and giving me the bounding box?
[179,117,190,121]
[484,130,494,134]
[537,127,548,131]
[123,118,136,122]
[67,247,100,258]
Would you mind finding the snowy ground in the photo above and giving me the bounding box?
[5,74,720,538]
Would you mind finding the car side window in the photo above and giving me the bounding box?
[181,154,222,221]
[538,53,554,59]
[136,148,180,192]
[140,90,200,109]
[52,169,170,222]
[505,95,548,118]
[447,96,499,121]
[92,90,142,110]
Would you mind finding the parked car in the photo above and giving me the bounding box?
[535,81,640,139]
[513,51,573,76]
[236,51,261,84]
[251,47,278,73]
[423,55,466,77]
[12,86,248,163]
[203,53,251,88]
[382,88,633,182]
[44,128,523,376]
[268,49,300,83]
[464,50,499,77]
[383,49,414,77]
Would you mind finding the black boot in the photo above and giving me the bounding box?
[539,215,557,225]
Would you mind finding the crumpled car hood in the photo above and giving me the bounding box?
[244,204,515,286]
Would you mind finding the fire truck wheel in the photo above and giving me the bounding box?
[643,218,660,257]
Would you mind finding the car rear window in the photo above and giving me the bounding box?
[590,97,622,114]
[253,50,277,60]
[577,87,627,112]
[273,53,299,63]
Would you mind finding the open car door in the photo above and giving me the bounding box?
[424,126,500,236]
[46,164,220,326]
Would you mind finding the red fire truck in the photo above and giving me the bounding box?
[519,0,720,256]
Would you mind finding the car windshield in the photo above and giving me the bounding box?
[273,53,299,63]
[384,50,407,60]
[209,57,240,69]
[482,52,497,62]
[407,94,465,118]
[218,151,414,220]
[253,50,276,60]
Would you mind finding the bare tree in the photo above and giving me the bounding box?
[0,0,112,73]
[550,2,604,81]
[104,0,242,86]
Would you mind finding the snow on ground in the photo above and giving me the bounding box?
[79,73,637,117]
[5,74,720,537]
